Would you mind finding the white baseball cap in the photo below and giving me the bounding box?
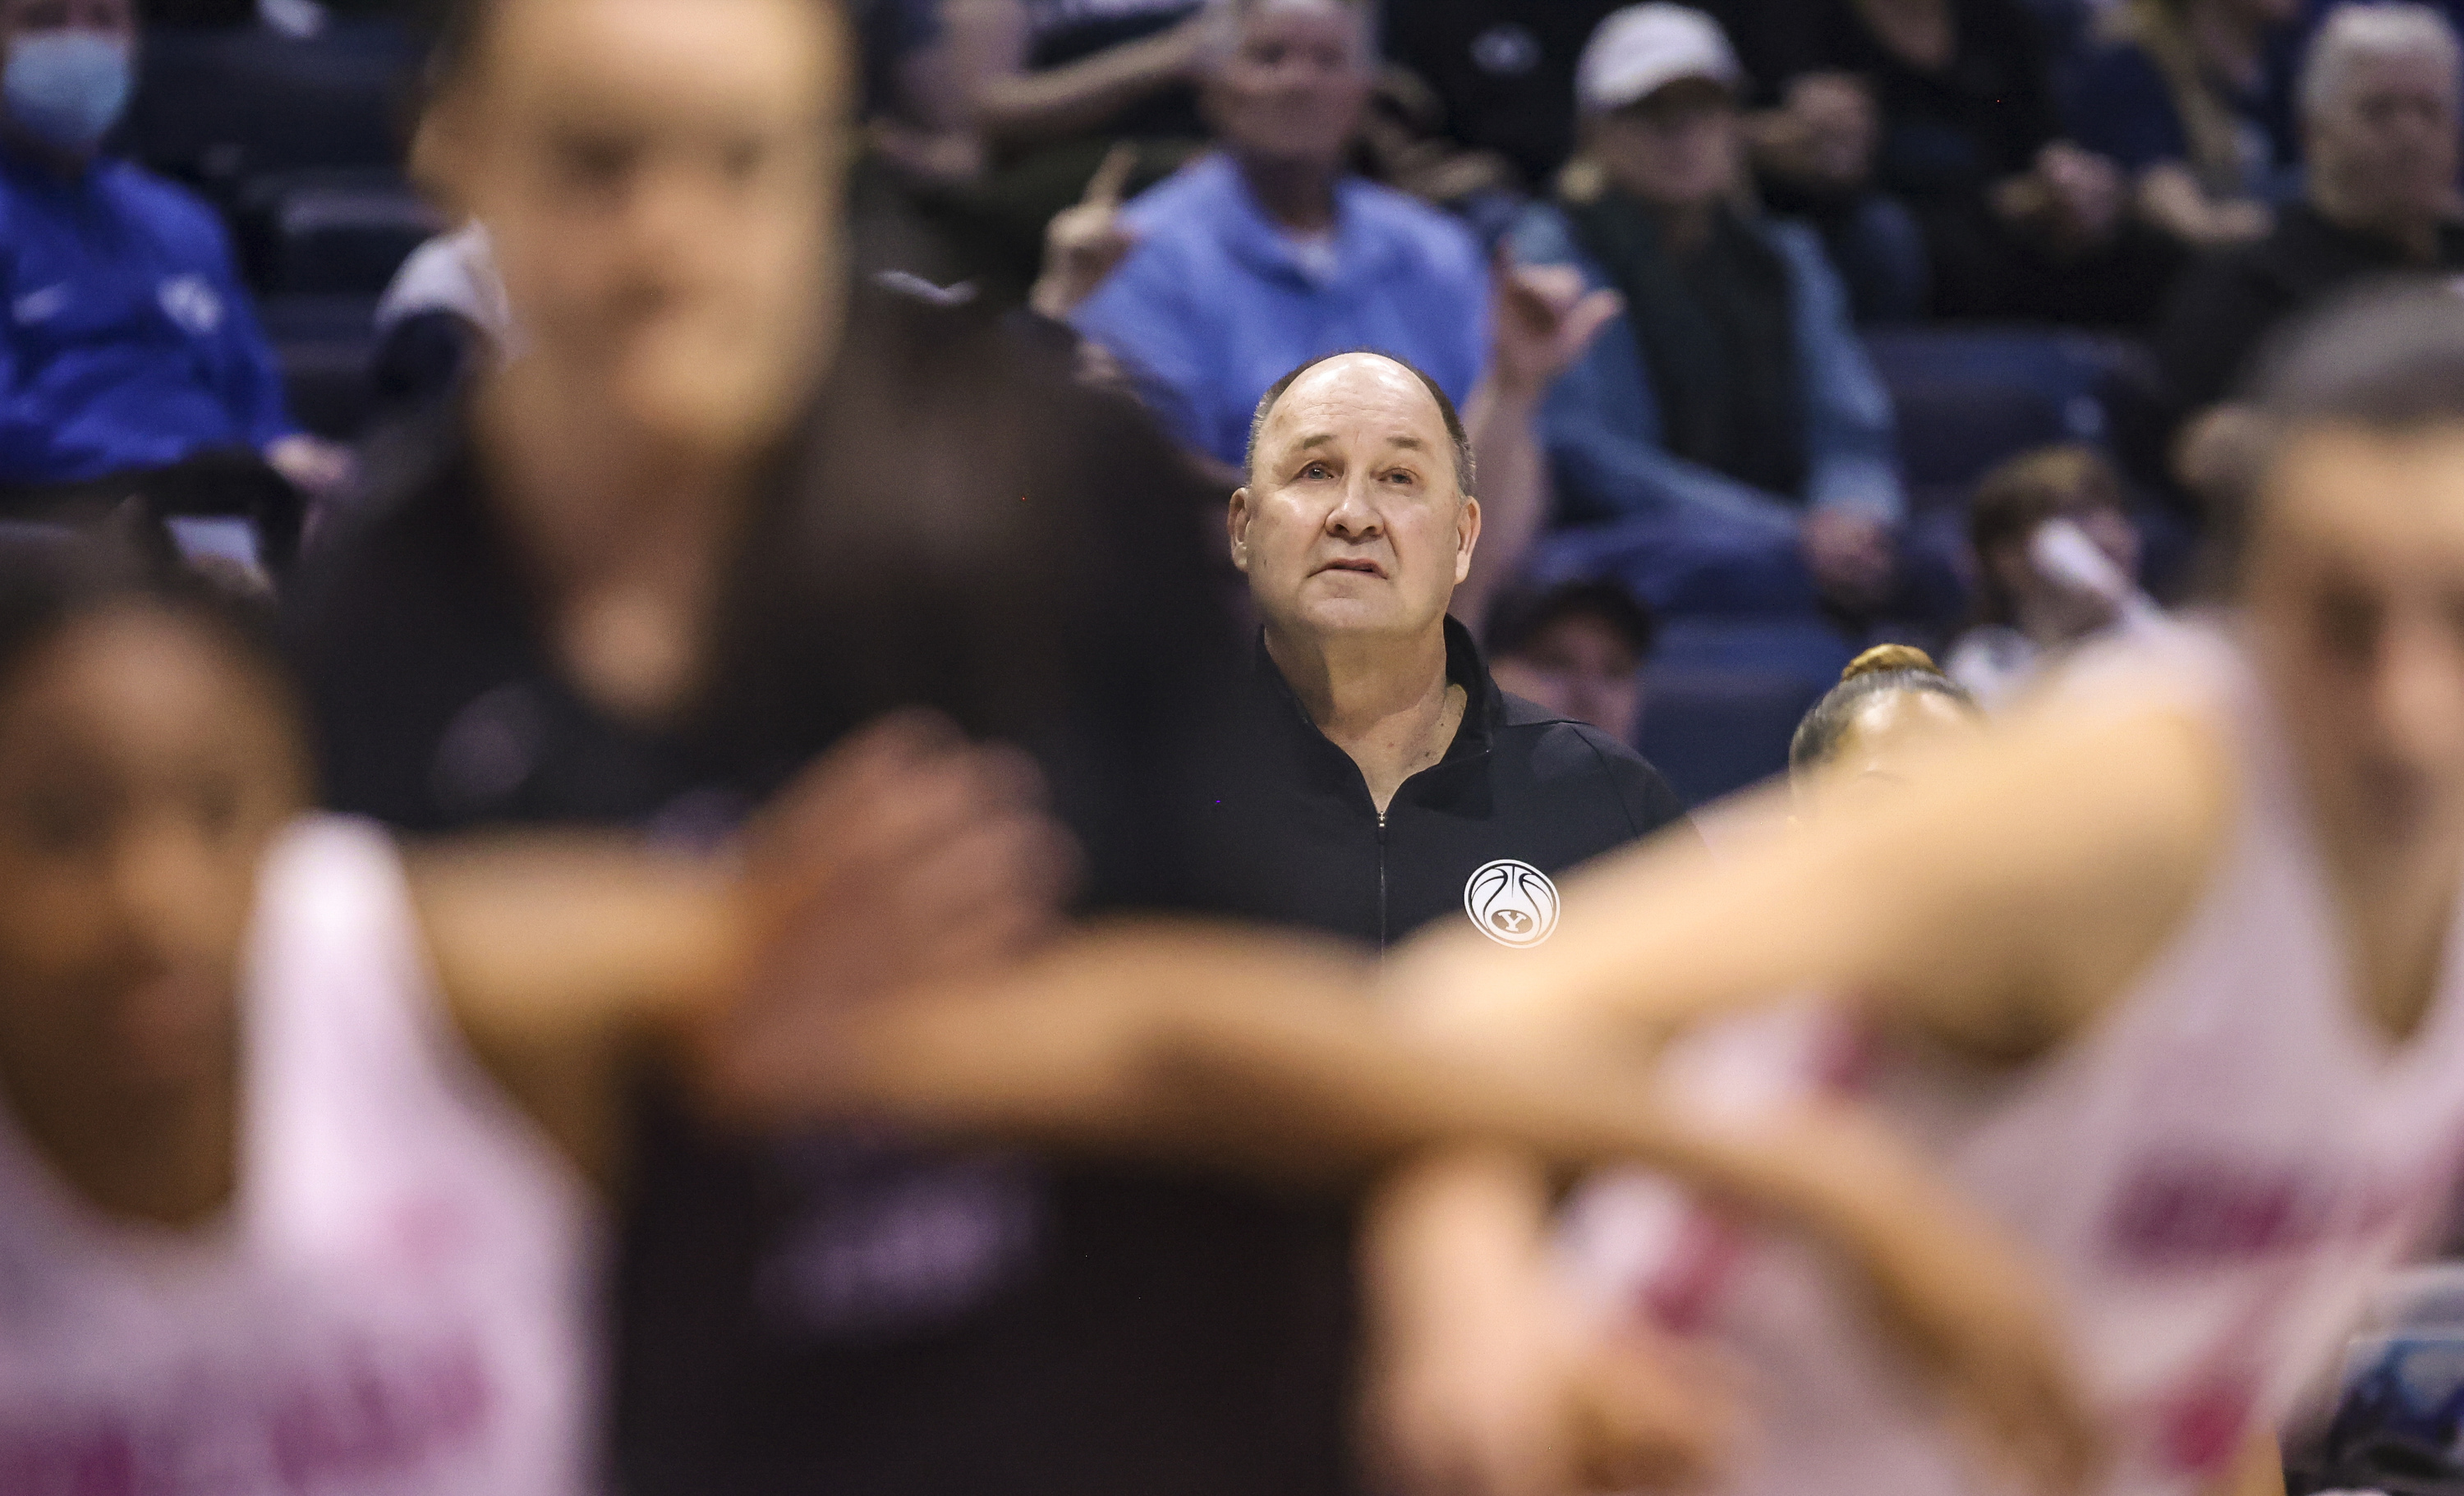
[1576,4,1745,114]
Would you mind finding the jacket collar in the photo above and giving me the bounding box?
[1248,614,1501,796]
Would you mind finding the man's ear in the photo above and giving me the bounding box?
[1229,488,1254,573]
[1455,494,1483,585]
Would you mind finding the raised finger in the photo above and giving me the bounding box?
[1083,140,1139,210]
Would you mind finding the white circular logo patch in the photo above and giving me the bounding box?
[1464,859,1560,948]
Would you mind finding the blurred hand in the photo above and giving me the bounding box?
[2030,144,2126,254]
[1487,259,1625,406]
[1750,72,1878,191]
[1800,507,1896,611]
[1031,142,1142,319]
[692,711,1080,1121]
[264,434,356,502]
[1363,1158,1736,1496]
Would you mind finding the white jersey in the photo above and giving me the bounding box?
[0,818,600,1496]
[1565,623,2464,1496]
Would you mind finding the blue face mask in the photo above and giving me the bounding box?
[4,30,132,154]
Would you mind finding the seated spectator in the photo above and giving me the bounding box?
[1069,0,1620,622]
[1381,2,1639,193]
[1069,0,1490,468]
[932,0,1211,295]
[1753,0,2184,322]
[2154,3,2464,429]
[0,0,350,546]
[370,221,510,415]
[2064,0,2300,250]
[1942,444,2157,706]
[1510,5,1910,621]
[1739,65,1933,322]
[1484,576,1657,741]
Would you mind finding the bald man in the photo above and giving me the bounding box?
[1203,349,1689,955]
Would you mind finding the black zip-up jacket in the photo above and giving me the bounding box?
[1198,616,1693,951]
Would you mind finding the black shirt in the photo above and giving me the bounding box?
[1204,618,1692,948]
[1381,1,1648,190]
[2154,201,2464,416]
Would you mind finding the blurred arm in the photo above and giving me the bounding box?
[1392,699,2234,1066]
[945,0,1206,149]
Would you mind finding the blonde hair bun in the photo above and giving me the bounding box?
[1841,644,1942,682]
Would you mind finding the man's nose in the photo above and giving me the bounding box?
[1325,477,1382,536]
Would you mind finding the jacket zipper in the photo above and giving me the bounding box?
[1376,809,1390,951]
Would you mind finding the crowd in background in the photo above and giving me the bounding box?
[9,0,2464,779]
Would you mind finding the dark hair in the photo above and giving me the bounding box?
[1485,577,1657,661]
[1245,351,1477,495]
[2202,283,2464,582]
[0,534,291,723]
[1787,644,1977,774]
[1965,444,2126,626]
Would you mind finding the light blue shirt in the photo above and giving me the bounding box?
[1510,201,1905,541]
[1071,153,1492,467]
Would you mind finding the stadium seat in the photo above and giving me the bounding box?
[260,294,380,440]
[122,22,420,202]
[248,174,444,296]
[1636,668,1829,808]
[1864,325,2135,512]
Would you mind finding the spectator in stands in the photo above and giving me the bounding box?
[1942,444,2155,705]
[2063,0,2301,250]
[1377,0,1636,192]
[926,0,1210,296]
[1484,576,1657,741]
[1739,65,1933,323]
[2154,3,2464,426]
[1511,5,1907,622]
[370,222,508,415]
[0,0,352,538]
[1069,0,1621,622]
[1753,0,2184,322]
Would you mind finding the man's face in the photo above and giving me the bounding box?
[2247,426,2464,870]
[1204,1,1373,172]
[1593,78,1741,212]
[1491,614,1644,741]
[1230,356,1479,646]
[2310,51,2461,229]
[0,0,134,56]
[434,0,851,459]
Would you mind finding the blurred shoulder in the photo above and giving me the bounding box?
[1495,694,1692,839]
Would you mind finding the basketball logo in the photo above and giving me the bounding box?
[1463,859,1560,948]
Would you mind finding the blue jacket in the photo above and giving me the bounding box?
[1510,201,1903,541]
[1072,153,1491,466]
[0,153,297,485]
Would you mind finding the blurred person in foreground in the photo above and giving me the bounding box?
[0,0,352,551]
[0,537,2089,1496]
[1064,0,1623,624]
[1511,5,1910,624]
[1486,577,1657,744]
[2155,3,2464,458]
[1369,283,2464,1496]
[276,0,1945,1491]
[1945,445,2162,708]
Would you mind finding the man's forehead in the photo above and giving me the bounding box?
[1262,356,1448,449]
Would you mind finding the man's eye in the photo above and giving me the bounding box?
[1300,462,1333,480]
